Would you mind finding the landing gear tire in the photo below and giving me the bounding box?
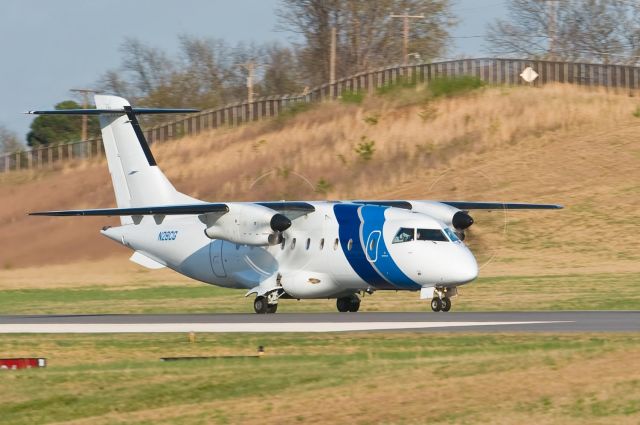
[441,297,451,312]
[431,298,442,312]
[348,297,360,313]
[254,296,269,314]
[337,297,351,313]
[266,303,278,314]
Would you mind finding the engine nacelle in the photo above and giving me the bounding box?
[203,203,291,246]
[409,201,474,230]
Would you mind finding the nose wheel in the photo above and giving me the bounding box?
[431,297,452,312]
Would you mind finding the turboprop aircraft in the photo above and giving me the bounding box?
[28,95,562,314]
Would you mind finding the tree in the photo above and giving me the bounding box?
[276,0,453,86]
[486,0,640,64]
[0,125,22,154]
[261,43,303,96]
[26,101,99,147]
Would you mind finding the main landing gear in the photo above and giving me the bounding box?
[336,294,360,313]
[253,294,278,314]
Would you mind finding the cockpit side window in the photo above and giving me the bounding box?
[417,228,449,242]
[444,228,460,242]
[392,227,415,243]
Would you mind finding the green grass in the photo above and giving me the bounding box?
[0,272,638,314]
[0,333,638,424]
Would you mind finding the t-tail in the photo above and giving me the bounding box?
[27,96,201,224]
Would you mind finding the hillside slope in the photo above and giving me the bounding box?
[1,84,638,275]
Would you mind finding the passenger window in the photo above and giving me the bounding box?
[291,238,296,249]
[281,238,286,250]
[347,239,353,251]
[334,238,339,250]
[417,228,448,242]
[306,238,311,250]
[393,228,414,244]
[320,238,325,250]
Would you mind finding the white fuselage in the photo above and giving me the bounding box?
[102,202,478,299]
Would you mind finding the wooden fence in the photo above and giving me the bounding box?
[3,57,640,173]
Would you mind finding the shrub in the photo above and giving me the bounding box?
[354,136,375,161]
[363,114,379,125]
[428,76,484,98]
[340,91,365,104]
[375,77,417,97]
[315,178,333,194]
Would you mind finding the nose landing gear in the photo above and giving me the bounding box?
[429,287,454,312]
[430,297,451,312]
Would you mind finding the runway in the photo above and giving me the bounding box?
[0,311,637,333]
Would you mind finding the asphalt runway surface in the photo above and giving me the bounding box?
[0,311,637,333]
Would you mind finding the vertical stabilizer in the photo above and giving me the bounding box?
[94,95,198,224]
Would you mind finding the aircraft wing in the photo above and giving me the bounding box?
[351,200,562,210]
[29,203,230,217]
[29,201,316,217]
[437,201,562,210]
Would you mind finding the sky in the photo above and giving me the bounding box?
[0,0,507,140]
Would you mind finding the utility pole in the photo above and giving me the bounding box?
[330,26,337,85]
[543,0,559,60]
[70,88,101,141]
[390,10,425,65]
[239,62,257,103]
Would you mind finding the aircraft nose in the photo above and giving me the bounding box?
[453,247,478,284]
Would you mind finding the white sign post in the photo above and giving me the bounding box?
[520,66,539,84]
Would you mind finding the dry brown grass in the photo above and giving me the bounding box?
[1,84,638,274]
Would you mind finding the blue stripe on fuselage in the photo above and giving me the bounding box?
[333,204,394,289]
[358,206,421,290]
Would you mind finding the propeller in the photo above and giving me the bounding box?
[268,213,292,245]
[452,210,474,240]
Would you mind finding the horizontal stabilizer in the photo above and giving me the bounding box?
[25,107,199,116]
[29,201,315,217]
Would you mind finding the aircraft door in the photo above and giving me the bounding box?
[209,239,227,278]
[365,231,381,263]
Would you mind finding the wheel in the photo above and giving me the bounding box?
[266,303,278,314]
[441,297,451,312]
[430,298,442,312]
[336,297,351,313]
[348,297,360,312]
[254,296,269,314]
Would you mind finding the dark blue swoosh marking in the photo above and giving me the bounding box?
[333,204,394,289]
[359,206,421,290]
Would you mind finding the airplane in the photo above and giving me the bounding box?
[27,95,562,314]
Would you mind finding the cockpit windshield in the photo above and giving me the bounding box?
[417,228,449,242]
[392,227,414,243]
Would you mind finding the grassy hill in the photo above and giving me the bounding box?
[1,83,639,277]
